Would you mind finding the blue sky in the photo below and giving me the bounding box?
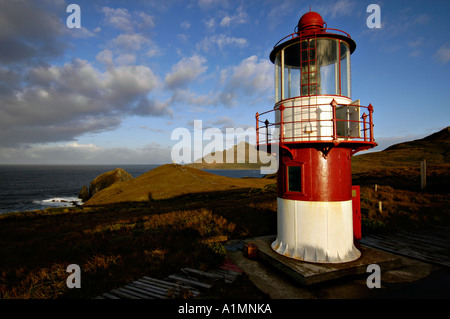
[0,0,448,164]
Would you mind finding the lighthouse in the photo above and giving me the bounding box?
[256,11,377,263]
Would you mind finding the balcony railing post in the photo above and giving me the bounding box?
[255,112,259,146]
[362,112,367,141]
[368,103,374,142]
[279,104,284,144]
[330,99,338,140]
[264,119,269,145]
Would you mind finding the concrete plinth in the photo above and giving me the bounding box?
[245,236,402,286]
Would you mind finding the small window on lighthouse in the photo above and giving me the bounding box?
[287,166,302,192]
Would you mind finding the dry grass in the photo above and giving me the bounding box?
[84,164,274,206]
[0,187,277,299]
[359,184,450,232]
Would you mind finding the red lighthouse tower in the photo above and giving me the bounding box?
[256,11,377,263]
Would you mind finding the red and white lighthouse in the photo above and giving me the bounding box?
[256,11,377,263]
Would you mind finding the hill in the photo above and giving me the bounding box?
[352,126,449,197]
[352,126,449,174]
[187,141,274,169]
[84,164,275,206]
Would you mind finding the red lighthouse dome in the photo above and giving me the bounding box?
[297,11,325,31]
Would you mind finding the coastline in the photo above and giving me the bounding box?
[0,164,265,215]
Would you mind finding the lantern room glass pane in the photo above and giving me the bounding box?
[283,43,300,99]
[316,39,339,95]
[275,52,281,102]
[340,41,351,98]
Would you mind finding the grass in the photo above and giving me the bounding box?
[0,187,277,299]
[359,185,450,233]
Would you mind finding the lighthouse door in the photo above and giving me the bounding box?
[336,100,361,138]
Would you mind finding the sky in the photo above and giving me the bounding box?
[0,0,448,165]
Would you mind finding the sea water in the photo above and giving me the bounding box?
[0,165,264,214]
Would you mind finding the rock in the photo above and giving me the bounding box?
[78,185,89,202]
[79,168,133,202]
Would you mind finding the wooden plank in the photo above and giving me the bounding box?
[181,268,223,280]
[213,269,240,282]
[136,278,200,297]
[360,230,450,267]
[168,274,212,289]
[132,280,171,295]
[130,282,170,298]
[393,231,449,248]
[141,276,182,289]
[123,285,160,299]
[363,233,449,257]
[138,278,185,292]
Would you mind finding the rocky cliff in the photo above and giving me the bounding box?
[78,168,133,202]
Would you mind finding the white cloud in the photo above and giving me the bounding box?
[96,49,114,67]
[101,7,134,32]
[64,142,98,149]
[197,34,247,52]
[226,55,273,96]
[138,12,156,28]
[147,46,164,58]
[204,18,216,30]
[101,7,156,33]
[181,21,191,30]
[165,55,208,90]
[166,55,274,108]
[435,43,450,64]
[318,0,356,18]
[198,0,227,9]
[110,33,151,51]
[0,59,169,147]
[115,53,137,66]
[220,6,248,27]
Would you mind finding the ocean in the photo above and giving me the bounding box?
[0,165,265,215]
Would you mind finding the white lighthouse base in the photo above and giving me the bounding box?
[272,198,361,263]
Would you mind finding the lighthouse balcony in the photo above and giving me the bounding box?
[256,95,376,151]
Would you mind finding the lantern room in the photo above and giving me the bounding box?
[272,12,354,101]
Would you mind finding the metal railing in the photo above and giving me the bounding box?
[273,27,353,48]
[256,99,374,147]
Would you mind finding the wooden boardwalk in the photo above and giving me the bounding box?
[359,225,450,268]
[94,258,243,299]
